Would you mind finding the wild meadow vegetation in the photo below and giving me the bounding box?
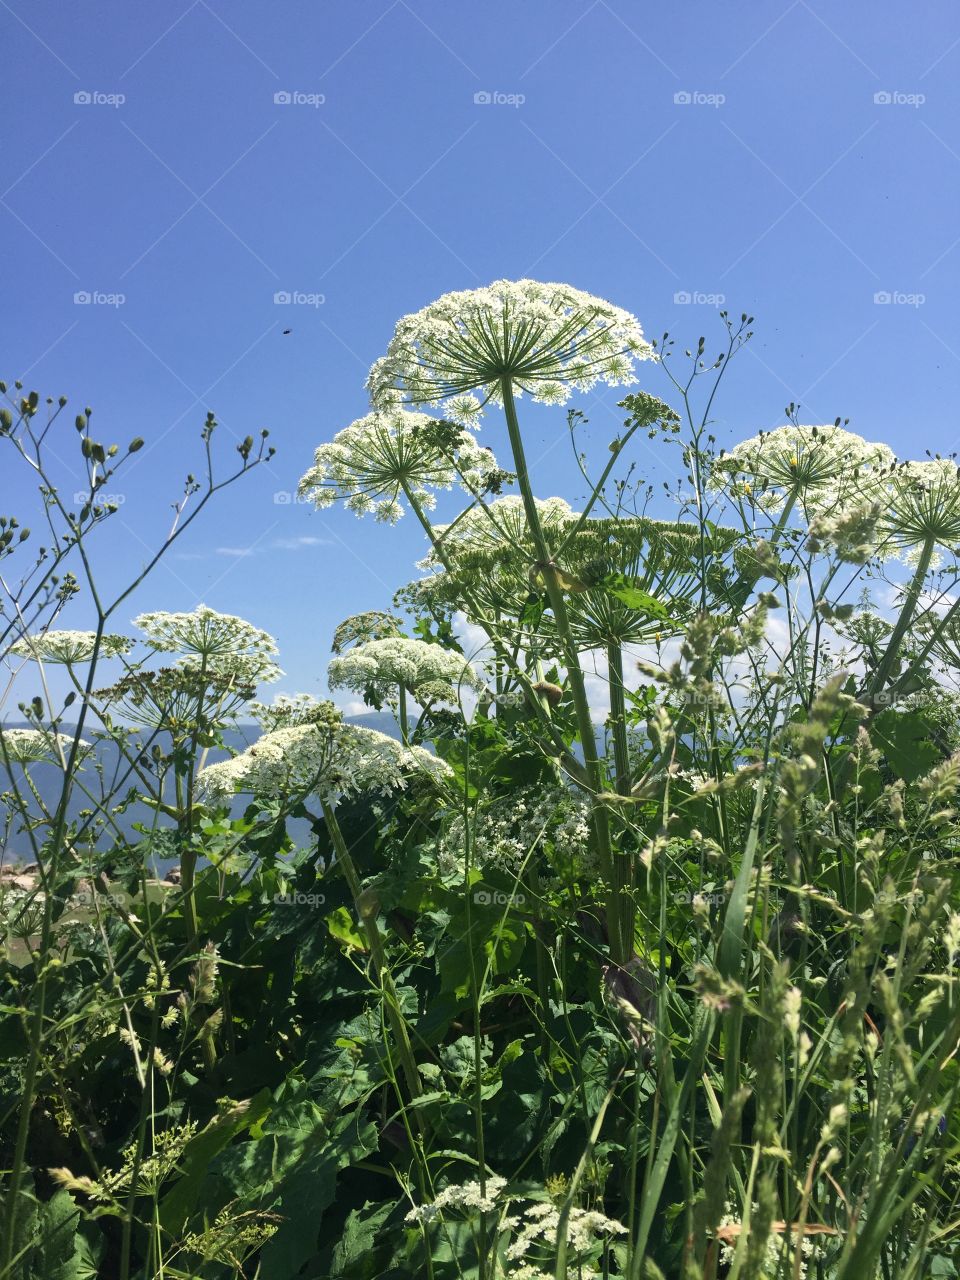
[4,279,960,1279]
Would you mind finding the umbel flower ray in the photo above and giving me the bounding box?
[882,457,960,550]
[366,279,655,420]
[298,409,503,523]
[133,604,282,685]
[9,630,133,664]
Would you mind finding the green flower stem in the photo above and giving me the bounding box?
[398,684,410,745]
[499,377,630,964]
[727,493,797,613]
[320,799,426,1115]
[607,640,631,795]
[552,418,647,560]
[399,480,589,789]
[870,534,936,700]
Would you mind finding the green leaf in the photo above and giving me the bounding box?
[159,1090,272,1235]
[8,1184,102,1280]
[872,709,942,782]
[600,573,670,619]
[329,1200,398,1276]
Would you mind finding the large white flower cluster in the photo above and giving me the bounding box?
[882,457,960,549]
[195,719,450,807]
[437,785,593,877]
[716,1204,818,1278]
[328,637,483,705]
[424,495,576,568]
[714,424,895,514]
[9,630,132,664]
[133,605,281,684]
[248,693,332,732]
[0,728,91,765]
[502,1202,627,1264]
[134,604,277,657]
[298,409,501,524]
[404,1175,508,1224]
[404,1172,626,1274]
[366,279,654,422]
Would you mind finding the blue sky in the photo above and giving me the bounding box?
[2,1,959,708]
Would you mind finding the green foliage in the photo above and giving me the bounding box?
[5,321,960,1280]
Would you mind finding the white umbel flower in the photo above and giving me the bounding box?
[366,279,654,418]
[504,1201,627,1262]
[714,425,895,514]
[423,495,576,568]
[0,728,91,765]
[882,457,960,550]
[404,1174,508,1224]
[298,410,502,524]
[134,605,277,658]
[133,605,281,684]
[328,637,483,704]
[195,719,450,807]
[9,630,132,664]
[437,784,592,877]
[248,693,331,732]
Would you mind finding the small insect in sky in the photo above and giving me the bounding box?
[282,329,292,335]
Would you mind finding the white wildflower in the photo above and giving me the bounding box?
[423,495,576,568]
[882,457,960,550]
[366,279,654,418]
[0,728,91,766]
[716,1205,815,1279]
[298,409,502,523]
[438,785,592,878]
[248,693,332,732]
[133,605,280,686]
[195,719,450,807]
[404,1174,508,1224]
[9,630,132,664]
[505,1200,627,1262]
[713,425,895,516]
[328,637,483,706]
[134,605,277,660]
[331,611,404,654]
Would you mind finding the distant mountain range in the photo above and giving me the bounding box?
[0,713,401,867]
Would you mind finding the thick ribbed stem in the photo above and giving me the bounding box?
[870,535,936,700]
[321,800,425,1111]
[608,641,631,795]
[499,377,630,963]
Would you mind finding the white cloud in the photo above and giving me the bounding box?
[272,535,332,550]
